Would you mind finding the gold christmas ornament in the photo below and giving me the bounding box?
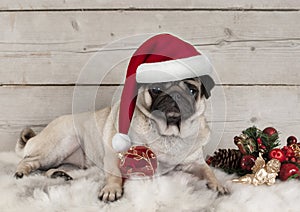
[234,134,257,154]
[232,153,281,186]
[290,144,300,158]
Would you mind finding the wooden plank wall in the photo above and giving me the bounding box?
[0,1,300,153]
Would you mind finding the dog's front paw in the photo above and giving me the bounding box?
[99,183,123,202]
[206,181,230,195]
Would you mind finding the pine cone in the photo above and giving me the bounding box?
[207,149,242,170]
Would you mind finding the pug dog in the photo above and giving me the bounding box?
[14,75,228,202]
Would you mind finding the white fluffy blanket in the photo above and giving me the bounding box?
[1,151,300,212]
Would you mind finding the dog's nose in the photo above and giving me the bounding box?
[170,92,181,102]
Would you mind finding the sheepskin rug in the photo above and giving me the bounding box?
[1,151,300,212]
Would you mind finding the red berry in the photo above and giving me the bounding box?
[282,146,289,151]
[290,157,297,163]
[269,148,286,162]
[206,156,213,165]
[240,155,256,171]
[279,163,300,181]
[263,127,277,136]
[287,136,298,146]
[257,138,262,145]
[260,145,266,150]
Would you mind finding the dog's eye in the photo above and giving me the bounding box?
[185,82,198,98]
[189,88,198,96]
[150,87,162,95]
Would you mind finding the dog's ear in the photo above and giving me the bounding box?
[20,128,36,144]
[199,75,215,99]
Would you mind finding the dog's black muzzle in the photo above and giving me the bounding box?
[150,91,195,125]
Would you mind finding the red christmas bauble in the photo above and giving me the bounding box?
[287,136,298,146]
[279,163,300,181]
[262,127,277,136]
[240,155,256,171]
[119,146,157,178]
[269,148,286,162]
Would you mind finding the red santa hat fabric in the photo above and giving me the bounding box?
[112,33,213,152]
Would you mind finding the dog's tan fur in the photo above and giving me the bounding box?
[15,79,228,202]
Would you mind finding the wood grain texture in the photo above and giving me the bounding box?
[0,86,299,152]
[0,0,299,10]
[0,85,121,151]
[1,11,299,50]
[0,11,299,85]
[1,40,300,85]
[0,5,299,154]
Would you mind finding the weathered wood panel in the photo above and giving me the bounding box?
[0,11,299,85]
[1,40,300,85]
[0,5,299,155]
[0,0,299,10]
[0,86,299,152]
[1,11,299,50]
[0,85,121,151]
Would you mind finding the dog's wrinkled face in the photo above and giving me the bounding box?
[148,78,199,126]
[139,75,214,128]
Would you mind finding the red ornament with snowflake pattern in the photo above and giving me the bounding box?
[119,146,158,178]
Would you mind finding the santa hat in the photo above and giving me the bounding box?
[112,33,213,152]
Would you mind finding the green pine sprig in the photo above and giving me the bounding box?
[242,126,260,140]
[243,126,281,153]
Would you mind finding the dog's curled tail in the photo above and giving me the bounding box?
[15,128,36,157]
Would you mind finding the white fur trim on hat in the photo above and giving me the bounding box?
[136,55,213,83]
[112,133,132,152]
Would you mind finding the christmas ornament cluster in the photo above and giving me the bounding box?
[206,126,300,182]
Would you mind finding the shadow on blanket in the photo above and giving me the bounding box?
[0,152,299,212]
